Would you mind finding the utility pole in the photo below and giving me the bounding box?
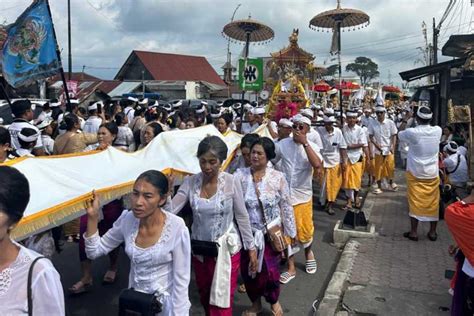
[433,17,438,66]
[226,4,241,97]
[67,0,72,80]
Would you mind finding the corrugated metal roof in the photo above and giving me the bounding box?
[108,81,142,97]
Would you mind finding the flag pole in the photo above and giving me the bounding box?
[45,0,72,112]
[0,81,12,107]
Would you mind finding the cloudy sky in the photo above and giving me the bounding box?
[2,0,473,86]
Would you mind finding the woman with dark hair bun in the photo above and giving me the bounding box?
[0,166,64,315]
[170,135,257,314]
[53,113,98,155]
[140,122,163,149]
[84,170,191,314]
[70,120,125,294]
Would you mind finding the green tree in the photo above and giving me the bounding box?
[325,64,339,77]
[345,57,379,86]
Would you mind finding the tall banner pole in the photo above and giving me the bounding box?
[45,0,72,111]
[0,81,12,107]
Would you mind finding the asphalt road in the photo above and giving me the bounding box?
[51,192,349,316]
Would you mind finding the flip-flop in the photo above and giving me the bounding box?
[306,259,318,274]
[403,232,418,241]
[103,270,117,284]
[68,280,93,295]
[279,272,295,284]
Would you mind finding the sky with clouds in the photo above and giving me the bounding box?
[1,0,473,86]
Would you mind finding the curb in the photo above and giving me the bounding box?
[315,239,360,316]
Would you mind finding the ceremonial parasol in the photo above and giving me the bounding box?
[382,85,401,93]
[222,16,274,115]
[309,0,369,125]
[313,80,331,92]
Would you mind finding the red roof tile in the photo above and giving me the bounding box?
[48,72,102,82]
[133,50,225,86]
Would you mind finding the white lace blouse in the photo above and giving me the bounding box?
[170,172,255,251]
[84,210,191,315]
[233,167,296,238]
[0,242,64,315]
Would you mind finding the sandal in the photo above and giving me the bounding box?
[403,232,418,242]
[103,270,117,284]
[306,259,318,274]
[272,304,284,316]
[69,280,93,295]
[342,205,352,211]
[238,283,247,293]
[279,272,295,284]
[427,233,438,242]
[354,198,362,209]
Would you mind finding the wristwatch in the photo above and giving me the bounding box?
[303,143,309,148]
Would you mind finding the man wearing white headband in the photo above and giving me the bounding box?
[241,106,259,134]
[300,109,323,149]
[273,114,322,282]
[122,98,136,127]
[398,105,442,241]
[83,101,103,135]
[442,141,468,189]
[360,108,373,128]
[36,118,55,155]
[17,127,40,157]
[368,105,398,194]
[342,111,370,209]
[317,115,348,215]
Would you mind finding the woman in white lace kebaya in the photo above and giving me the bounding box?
[84,170,191,315]
[170,135,258,316]
[0,166,64,315]
[234,137,296,316]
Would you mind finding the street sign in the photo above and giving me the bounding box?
[239,58,263,91]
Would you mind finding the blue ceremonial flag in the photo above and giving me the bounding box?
[1,0,61,88]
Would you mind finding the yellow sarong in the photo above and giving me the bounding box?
[374,154,395,181]
[323,164,343,202]
[343,161,363,190]
[363,156,375,176]
[406,171,440,220]
[293,200,314,244]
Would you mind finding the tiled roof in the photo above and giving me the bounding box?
[130,50,225,86]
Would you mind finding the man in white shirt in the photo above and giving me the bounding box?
[8,99,45,156]
[274,114,322,283]
[368,106,398,194]
[342,111,370,210]
[443,141,469,188]
[300,108,323,149]
[123,97,137,126]
[360,108,373,128]
[83,101,103,135]
[398,106,442,241]
[36,118,55,155]
[317,115,348,215]
[241,106,260,134]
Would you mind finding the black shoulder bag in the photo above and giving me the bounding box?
[27,257,47,316]
[118,288,162,316]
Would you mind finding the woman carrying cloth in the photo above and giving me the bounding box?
[170,135,257,315]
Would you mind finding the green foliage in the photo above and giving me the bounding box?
[325,64,339,77]
[345,57,379,85]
